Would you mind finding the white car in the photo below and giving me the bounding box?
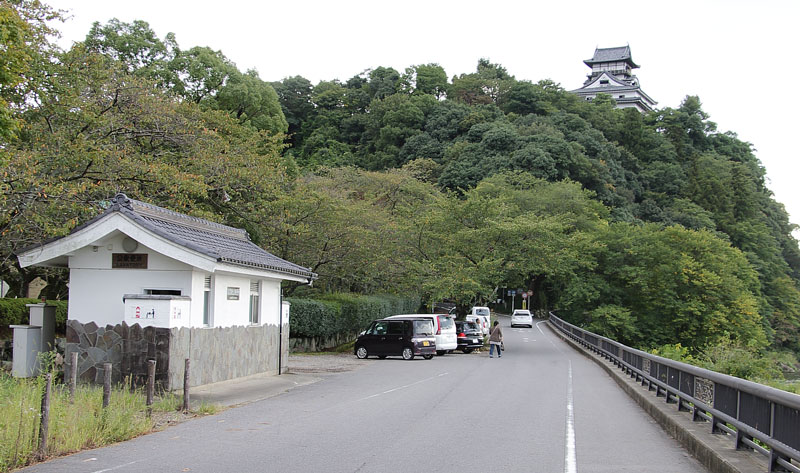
[511,309,533,328]
[467,306,491,335]
[385,314,458,355]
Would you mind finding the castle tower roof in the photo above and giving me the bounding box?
[583,46,639,69]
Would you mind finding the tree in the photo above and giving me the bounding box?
[0,0,61,141]
[1,44,287,295]
[211,69,288,134]
[84,18,175,75]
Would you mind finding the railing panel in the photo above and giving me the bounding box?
[739,392,771,435]
[680,371,694,396]
[667,366,680,390]
[774,404,800,451]
[715,383,738,418]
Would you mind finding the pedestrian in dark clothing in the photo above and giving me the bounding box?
[489,320,503,358]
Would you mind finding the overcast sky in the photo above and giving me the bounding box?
[46,0,800,235]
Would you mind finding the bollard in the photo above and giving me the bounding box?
[102,362,112,408]
[182,358,190,412]
[69,351,78,404]
[37,373,52,460]
[146,359,156,417]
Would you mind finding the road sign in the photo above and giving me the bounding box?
[522,293,528,299]
[527,290,533,296]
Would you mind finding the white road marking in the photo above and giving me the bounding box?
[535,320,577,472]
[565,360,577,473]
[90,460,141,473]
[356,373,449,401]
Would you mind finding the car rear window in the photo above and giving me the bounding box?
[413,320,433,336]
[475,308,489,316]
[437,315,454,330]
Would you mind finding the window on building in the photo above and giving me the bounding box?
[203,276,212,326]
[599,79,609,85]
[249,280,260,324]
[619,95,625,98]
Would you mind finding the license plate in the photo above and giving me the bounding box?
[422,341,429,346]
[474,339,481,343]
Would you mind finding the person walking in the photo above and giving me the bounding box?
[489,320,503,358]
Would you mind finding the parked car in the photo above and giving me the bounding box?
[455,321,484,353]
[354,318,436,360]
[386,314,457,355]
[468,306,491,335]
[511,309,533,328]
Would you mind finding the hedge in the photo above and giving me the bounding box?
[287,294,421,338]
[0,298,69,335]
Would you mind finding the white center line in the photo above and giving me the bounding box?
[565,360,577,473]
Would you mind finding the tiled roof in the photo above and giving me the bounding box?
[584,46,639,68]
[111,194,316,279]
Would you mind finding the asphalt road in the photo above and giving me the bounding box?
[20,317,706,473]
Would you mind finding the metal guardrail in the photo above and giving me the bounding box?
[549,313,800,473]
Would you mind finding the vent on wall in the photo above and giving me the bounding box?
[204,276,211,289]
[250,281,259,293]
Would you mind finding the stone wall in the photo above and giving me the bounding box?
[65,320,288,391]
[66,320,171,389]
[168,323,285,389]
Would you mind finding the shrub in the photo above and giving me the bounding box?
[0,299,68,335]
[287,294,421,338]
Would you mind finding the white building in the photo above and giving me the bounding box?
[17,193,316,330]
[570,46,657,113]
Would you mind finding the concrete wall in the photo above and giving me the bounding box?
[65,312,290,390]
[168,322,285,389]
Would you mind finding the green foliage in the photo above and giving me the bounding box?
[287,293,420,338]
[0,299,67,335]
[699,342,784,382]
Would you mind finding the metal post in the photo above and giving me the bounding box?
[37,373,52,460]
[102,363,112,408]
[69,351,78,404]
[182,358,190,412]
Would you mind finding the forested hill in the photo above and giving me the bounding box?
[1,7,799,374]
[270,62,800,347]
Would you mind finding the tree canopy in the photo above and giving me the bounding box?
[3,3,800,369]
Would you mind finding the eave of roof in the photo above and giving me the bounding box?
[17,193,318,281]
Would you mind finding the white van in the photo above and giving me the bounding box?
[468,306,491,335]
[386,314,457,355]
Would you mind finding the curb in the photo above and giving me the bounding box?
[546,322,766,473]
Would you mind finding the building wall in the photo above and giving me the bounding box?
[66,233,285,330]
[68,234,193,326]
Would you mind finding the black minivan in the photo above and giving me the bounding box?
[354,318,436,360]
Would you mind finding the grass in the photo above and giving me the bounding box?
[0,372,216,472]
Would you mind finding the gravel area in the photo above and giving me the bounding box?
[287,353,374,374]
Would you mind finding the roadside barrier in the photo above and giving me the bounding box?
[549,313,800,473]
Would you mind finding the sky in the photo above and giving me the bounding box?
[45,0,800,235]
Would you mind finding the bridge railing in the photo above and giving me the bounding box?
[549,313,800,473]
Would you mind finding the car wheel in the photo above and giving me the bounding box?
[402,348,414,360]
[436,350,445,356]
[355,346,368,359]
[423,354,434,360]
[464,348,473,354]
